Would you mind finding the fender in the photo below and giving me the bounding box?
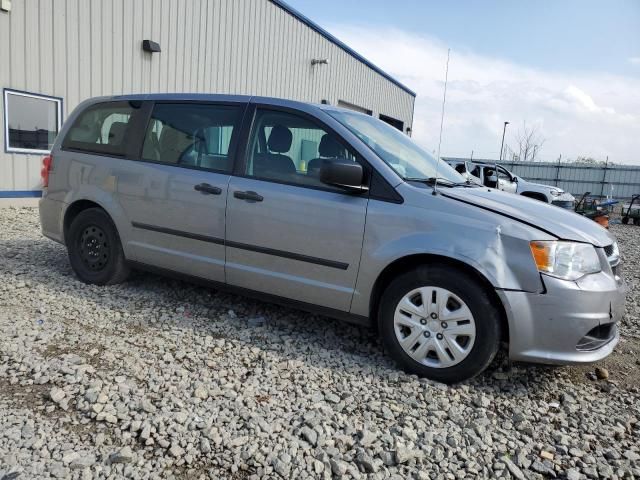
[350,191,549,317]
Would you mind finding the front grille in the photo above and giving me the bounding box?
[604,244,614,257]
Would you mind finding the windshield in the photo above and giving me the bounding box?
[327,110,464,184]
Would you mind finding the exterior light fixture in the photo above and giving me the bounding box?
[142,40,161,53]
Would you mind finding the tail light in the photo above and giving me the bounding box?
[41,155,53,187]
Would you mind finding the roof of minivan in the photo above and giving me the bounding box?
[104,93,365,116]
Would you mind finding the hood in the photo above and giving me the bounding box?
[441,187,613,247]
[517,177,569,194]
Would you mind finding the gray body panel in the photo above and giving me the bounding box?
[118,162,230,282]
[40,93,626,368]
[225,177,367,311]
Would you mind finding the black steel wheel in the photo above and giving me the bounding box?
[67,208,130,285]
[78,225,110,272]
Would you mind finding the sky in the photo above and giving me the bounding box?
[286,0,640,164]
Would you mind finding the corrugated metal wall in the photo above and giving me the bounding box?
[0,0,415,193]
[498,161,640,200]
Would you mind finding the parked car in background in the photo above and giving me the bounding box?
[39,94,624,383]
[445,159,575,209]
[449,160,482,185]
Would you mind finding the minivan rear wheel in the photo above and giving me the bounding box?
[67,208,130,285]
[379,265,500,383]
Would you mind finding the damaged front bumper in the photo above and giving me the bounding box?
[498,268,626,364]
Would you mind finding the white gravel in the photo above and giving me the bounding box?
[1,207,639,479]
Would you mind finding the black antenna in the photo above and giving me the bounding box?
[433,48,451,196]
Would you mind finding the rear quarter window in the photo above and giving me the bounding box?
[62,101,139,156]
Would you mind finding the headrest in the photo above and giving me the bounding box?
[108,122,127,145]
[267,125,292,153]
[159,127,181,150]
[318,134,342,158]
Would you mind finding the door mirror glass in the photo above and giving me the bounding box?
[320,159,364,190]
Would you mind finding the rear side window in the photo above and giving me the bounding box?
[62,101,138,156]
[141,103,242,173]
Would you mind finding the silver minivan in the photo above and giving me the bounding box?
[39,94,625,383]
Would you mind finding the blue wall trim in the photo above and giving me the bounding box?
[0,190,43,198]
[268,0,417,98]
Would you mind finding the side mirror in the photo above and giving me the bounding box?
[319,159,365,191]
[513,176,518,183]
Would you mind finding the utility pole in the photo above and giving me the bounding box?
[600,156,608,199]
[499,121,509,162]
[497,121,509,180]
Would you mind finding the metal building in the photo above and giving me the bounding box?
[0,0,416,198]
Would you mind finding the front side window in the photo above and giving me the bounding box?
[497,166,512,182]
[141,103,242,172]
[62,101,137,156]
[3,89,62,154]
[245,109,358,189]
[327,109,463,184]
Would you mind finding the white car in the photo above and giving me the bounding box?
[447,160,575,209]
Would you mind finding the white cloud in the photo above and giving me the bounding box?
[332,26,640,164]
[629,57,640,65]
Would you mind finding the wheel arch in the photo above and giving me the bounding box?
[369,254,509,342]
[63,199,108,244]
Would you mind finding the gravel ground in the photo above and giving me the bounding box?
[1,207,639,480]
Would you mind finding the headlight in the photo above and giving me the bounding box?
[550,190,562,197]
[530,241,601,280]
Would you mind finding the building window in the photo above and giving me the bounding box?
[337,100,372,116]
[379,113,404,132]
[3,89,62,154]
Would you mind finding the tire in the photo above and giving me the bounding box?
[378,265,501,384]
[622,217,629,225]
[67,208,130,285]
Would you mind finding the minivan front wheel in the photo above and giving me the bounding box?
[379,265,500,383]
[67,208,130,285]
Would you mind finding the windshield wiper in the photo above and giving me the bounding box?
[405,177,472,187]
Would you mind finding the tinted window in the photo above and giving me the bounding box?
[4,90,61,153]
[246,109,358,189]
[141,103,241,172]
[63,101,137,156]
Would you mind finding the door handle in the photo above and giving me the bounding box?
[234,190,263,202]
[194,183,222,195]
